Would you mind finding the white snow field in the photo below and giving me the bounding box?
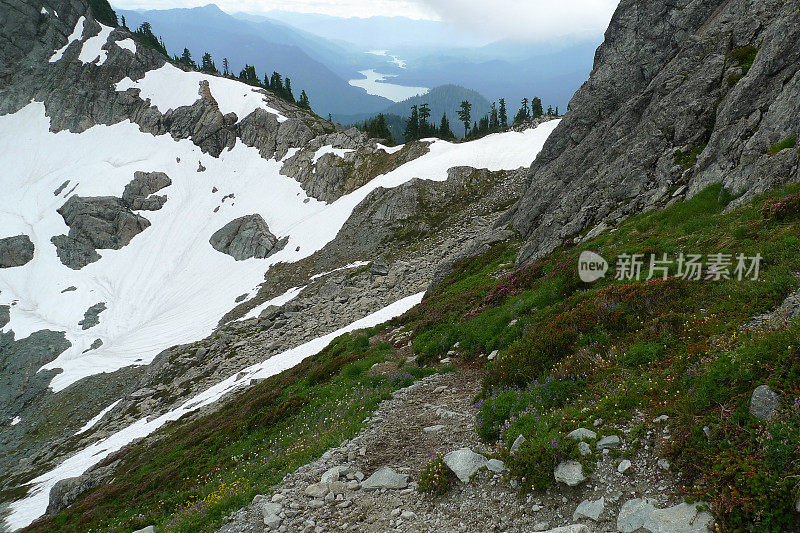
[0,99,558,393]
[77,23,113,65]
[74,399,121,435]
[3,292,424,531]
[116,63,288,122]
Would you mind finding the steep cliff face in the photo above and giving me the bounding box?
[510,0,800,263]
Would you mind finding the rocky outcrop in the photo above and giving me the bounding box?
[0,305,9,328]
[209,214,287,261]
[51,195,151,269]
[0,234,35,268]
[280,131,431,202]
[78,302,107,330]
[46,461,117,516]
[122,171,171,211]
[509,0,800,264]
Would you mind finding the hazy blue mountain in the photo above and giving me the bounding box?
[116,4,393,116]
[388,40,601,112]
[246,10,489,49]
[336,84,492,140]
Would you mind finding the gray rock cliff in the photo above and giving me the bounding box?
[509,0,800,263]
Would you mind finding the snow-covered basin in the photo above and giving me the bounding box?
[0,101,559,393]
[2,293,424,531]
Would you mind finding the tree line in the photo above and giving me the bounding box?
[457,97,559,141]
[122,18,311,110]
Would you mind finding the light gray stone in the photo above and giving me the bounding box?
[617,459,632,474]
[574,497,604,521]
[539,526,591,533]
[443,447,488,483]
[567,428,597,441]
[578,441,591,456]
[361,467,408,490]
[554,460,586,486]
[304,483,329,498]
[749,385,780,420]
[645,502,713,533]
[320,466,341,483]
[597,435,621,450]
[510,434,526,454]
[617,499,656,533]
[486,459,506,473]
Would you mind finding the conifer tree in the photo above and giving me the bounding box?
[222,58,230,77]
[439,113,455,140]
[457,100,472,138]
[298,90,311,110]
[531,97,543,117]
[178,48,196,69]
[121,15,127,29]
[555,106,559,116]
[514,98,531,125]
[200,52,217,74]
[283,78,294,102]
[419,103,432,137]
[489,102,499,130]
[499,98,508,128]
[404,105,420,142]
[547,105,554,115]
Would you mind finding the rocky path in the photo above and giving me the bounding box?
[218,351,714,533]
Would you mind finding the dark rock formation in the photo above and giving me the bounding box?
[78,302,107,330]
[122,171,171,211]
[0,305,9,328]
[46,461,117,516]
[51,195,151,269]
[0,234,35,268]
[509,0,800,264]
[209,214,287,261]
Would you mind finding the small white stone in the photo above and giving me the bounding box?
[617,459,632,474]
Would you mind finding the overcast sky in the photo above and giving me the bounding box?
[113,0,620,41]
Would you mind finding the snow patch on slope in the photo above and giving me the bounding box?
[49,16,84,63]
[238,286,305,321]
[312,145,354,164]
[114,38,136,54]
[75,399,121,435]
[3,292,424,532]
[115,63,288,123]
[77,23,113,65]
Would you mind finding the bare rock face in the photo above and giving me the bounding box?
[209,214,287,261]
[51,196,151,269]
[510,0,800,264]
[0,234,34,268]
[122,171,172,211]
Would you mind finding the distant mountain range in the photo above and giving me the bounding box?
[116,3,599,119]
[117,4,393,116]
[337,84,492,141]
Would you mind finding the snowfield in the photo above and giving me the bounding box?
[3,292,424,531]
[0,101,557,393]
[116,63,289,122]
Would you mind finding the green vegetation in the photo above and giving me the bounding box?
[28,330,441,533]
[88,0,118,27]
[768,136,797,156]
[418,452,453,494]
[674,144,706,169]
[401,183,800,530]
[727,46,759,86]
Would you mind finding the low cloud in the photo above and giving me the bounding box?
[416,0,620,41]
